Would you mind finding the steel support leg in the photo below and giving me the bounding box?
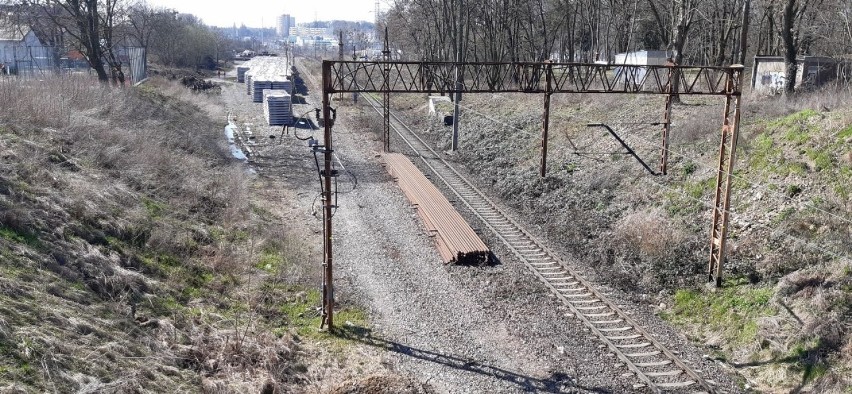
[383,79,390,152]
[382,29,391,152]
[540,64,553,178]
[541,92,551,177]
[660,90,673,175]
[321,62,335,329]
[708,66,744,287]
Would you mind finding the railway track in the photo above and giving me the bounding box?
[296,59,717,393]
[362,102,718,393]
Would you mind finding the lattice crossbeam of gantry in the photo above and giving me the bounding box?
[318,60,744,329]
[326,61,738,95]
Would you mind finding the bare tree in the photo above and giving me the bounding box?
[9,0,125,83]
[778,0,823,94]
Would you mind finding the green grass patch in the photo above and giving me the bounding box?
[788,337,831,383]
[681,161,697,176]
[278,288,368,345]
[749,133,783,172]
[256,248,285,273]
[805,148,833,172]
[142,197,167,218]
[663,177,715,216]
[838,124,852,140]
[664,281,776,346]
[139,253,213,300]
[768,109,820,132]
[0,226,41,249]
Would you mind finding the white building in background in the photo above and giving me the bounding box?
[613,50,671,66]
[276,14,295,37]
[289,26,332,39]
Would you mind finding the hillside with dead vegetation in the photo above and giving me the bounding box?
[0,75,351,392]
[379,86,851,392]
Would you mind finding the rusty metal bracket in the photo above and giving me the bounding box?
[587,123,660,176]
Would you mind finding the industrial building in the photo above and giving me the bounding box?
[0,23,51,75]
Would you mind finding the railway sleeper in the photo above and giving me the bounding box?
[625,350,661,358]
[583,312,615,318]
[574,305,607,311]
[555,287,586,293]
[655,380,696,389]
[617,342,652,349]
[540,271,569,277]
[515,246,544,253]
[598,326,632,332]
[562,292,594,298]
[634,360,672,368]
[591,319,624,325]
[644,370,683,378]
[569,299,601,304]
[532,263,559,269]
[551,280,580,286]
[527,256,554,262]
[607,334,642,340]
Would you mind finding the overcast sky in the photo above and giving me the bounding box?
[144,0,380,28]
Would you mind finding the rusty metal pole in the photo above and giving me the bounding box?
[383,27,391,152]
[540,64,552,177]
[708,65,744,287]
[338,31,344,101]
[321,61,335,329]
[451,66,461,151]
[660,66,675,175]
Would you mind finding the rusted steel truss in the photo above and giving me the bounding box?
[326,61,739,95]
[319,60,743,329]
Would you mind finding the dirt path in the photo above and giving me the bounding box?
[219,59,740,393]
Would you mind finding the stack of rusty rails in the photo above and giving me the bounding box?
[384,153,491,265]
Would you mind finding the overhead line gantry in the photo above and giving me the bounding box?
[319,59,744,329]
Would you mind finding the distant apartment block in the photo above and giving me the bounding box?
[289,26,332,38]
[276,14,295,37]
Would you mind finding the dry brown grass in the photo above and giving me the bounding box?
[0,74,322,392]
[614,208,686,259]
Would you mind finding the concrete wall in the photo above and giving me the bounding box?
[753,56,843,94]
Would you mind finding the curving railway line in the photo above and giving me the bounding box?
[297,60,719,393]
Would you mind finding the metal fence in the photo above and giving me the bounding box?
[0,45,56,76]
[0,45,146,82]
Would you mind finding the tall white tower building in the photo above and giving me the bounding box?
[277,14,295,37]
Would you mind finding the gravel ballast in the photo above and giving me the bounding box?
[219,60,744,393]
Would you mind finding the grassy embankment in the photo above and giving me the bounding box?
[0,75,367,392]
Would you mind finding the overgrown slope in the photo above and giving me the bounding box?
[0,76,317,392]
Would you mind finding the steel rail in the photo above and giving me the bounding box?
[358,93,717,393]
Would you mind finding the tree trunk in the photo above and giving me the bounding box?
[668,0,694,103]
[738,0,751,65]
[781,0,798,95]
